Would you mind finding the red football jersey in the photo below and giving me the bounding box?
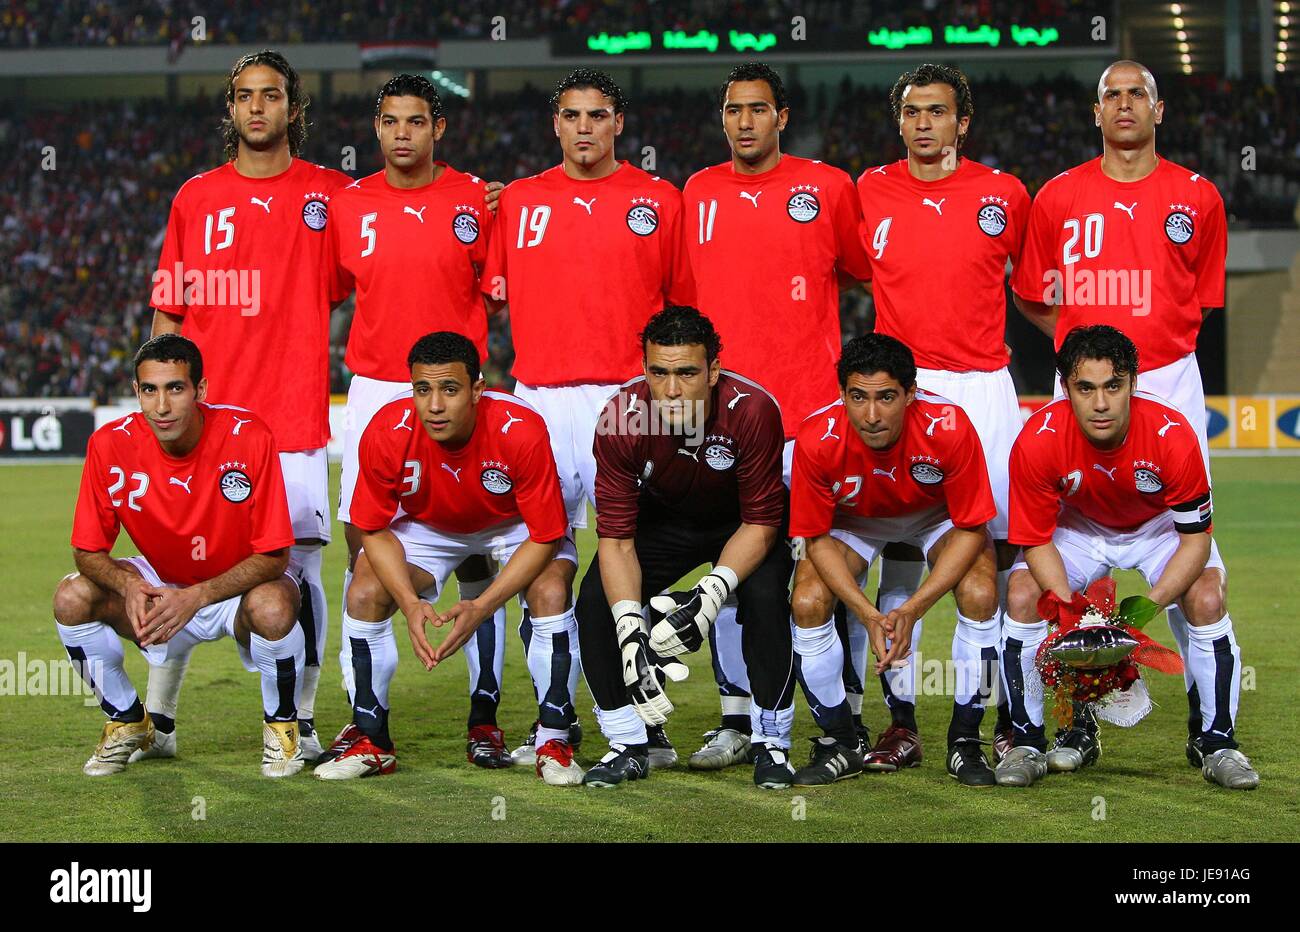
[480,162,695,387]
[349,391,568,542]
[152,159,351,452]
[685,155,873,439]
[789,391,996,539]
[857,158,1030,372]
[332,165,493,382]
[593,371,787,539]
[1008,393,1213,547]
[71,404,295,587]
[1011,157,1227,371]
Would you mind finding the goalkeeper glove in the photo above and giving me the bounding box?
[648,567,738,657]
[614,602,673,726]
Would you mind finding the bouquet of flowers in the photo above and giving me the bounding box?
[1034,578,1184,728]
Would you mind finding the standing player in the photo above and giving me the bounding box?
[329,75,513,769]
[856,63,1030,768]
[1011,61,1227,762]
[683,62,873,768]
[148,50,351,762]
[997,325,1256,790]
[482,69,695,765]
[314,333,582,784]
[788,334,1002,787]
[53,335,307,778]
[575,306,795,789]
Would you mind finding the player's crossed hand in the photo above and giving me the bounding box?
[881,605,922,674]
[137,584,203,647]
[855,604,892,676]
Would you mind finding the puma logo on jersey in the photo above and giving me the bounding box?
[923,412,945,436]
[113,416,132,436]
[231,416,252,436]
[1113,200,1137,220]
[869,166,887,175]
[1158,414,1181,437]
[441,463,462,482]
[873,466,897,482]
[1093,463,1117,480]
[250,196,273,213]
[500,410,524,434]
[169,475,193,493]
[728,387,750,409]
[573,196,596,215]
[1036,412,1056,434]
[739,190,763,207]
[676,447,700,462]
[922,197,945,215]
[393,409,413,431]
[821,417,840,441]
[403,205,427,223]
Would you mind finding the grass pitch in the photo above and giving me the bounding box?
[1,457,1297,842]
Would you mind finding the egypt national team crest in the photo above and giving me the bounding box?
[301,193,329,231]
[786,186,820,223]
[481,461,512,495]
[1133,461,1163,494]
[1165,205,1195,244]
[626,197,660,236]
[977,196,1008,237]
[909,455,944,485]
[703,435,736,471]
[452,205,481,244]
[219,463,252,502]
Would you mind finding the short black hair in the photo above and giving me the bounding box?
[408,331,480,382]
[375,73,444,121]
[1056,325,1140,384]
[718,61,788,112]
[222,49,309,161]
[837,333,916,390]
[133,334,204,385]
[550,68,627,115]
[889,63,975,148]
[640,306,723,364]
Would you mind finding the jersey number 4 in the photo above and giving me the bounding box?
[108,467,150,511]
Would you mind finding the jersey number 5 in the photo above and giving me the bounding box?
[516,206,551,248]
[108,467,150,511]
[360,212,378,258]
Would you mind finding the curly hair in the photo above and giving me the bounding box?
[550,68,628,114]
[222,50,309,161]
[889,63,975,148]
[1056,325,1140,384]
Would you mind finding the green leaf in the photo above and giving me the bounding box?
[1119,595,1161,630]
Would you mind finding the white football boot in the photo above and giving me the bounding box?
[261,721,305,778]
[687,727,752,770]
[128,727,175,763]
[536,739,584,786]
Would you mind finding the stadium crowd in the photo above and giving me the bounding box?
[2,70,1296,400]
[1,1,1102,47]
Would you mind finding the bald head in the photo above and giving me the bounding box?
[1098,60,1159,103]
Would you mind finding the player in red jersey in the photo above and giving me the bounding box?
[53,335,306,778]
[788,334,1002,787]
[856,63,1031,768]
[682,62,874,769]
[997,326,1256,790]
[148,51,351,762]
[313,333,584,784]
[328,75,518,770]
[481,69,695,764]
[1009,60,1228,765]
[574,307,795,789]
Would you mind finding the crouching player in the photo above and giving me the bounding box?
[997,325,1258,790]
[789,334,1003,787]
[575,306,796,789]
[54,335,306,777]
[314,332,583,784]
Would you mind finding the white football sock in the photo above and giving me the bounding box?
[527,607,578,745]
[343,610,398,722]
[458,576,506,707]
[142,654,190,730]
[1185,614,1241,743]
[750,698,794,750]
[249,625,305,722]
[1000,615,1047,730]
[290,543,327,723]
[338,567,356,704]
[882,618,924,706]
[952,612,1000,708]
[793,619,846,710]
[594,703,648,746]
[712,596,751,698]
[57,620,138,719]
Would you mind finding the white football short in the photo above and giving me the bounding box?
[1010,507,1225,590]
[383,517,579,602]
[916,366,1020,540]
[279,447,331,544]
[122,555,294,672]
[512,380,622,528]
[828,505,966,579]
[337,375,413,524]
[1053,351,1209,476]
